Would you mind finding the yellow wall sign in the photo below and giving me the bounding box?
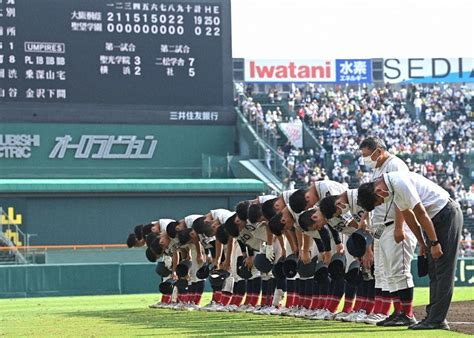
[1,207,23,246]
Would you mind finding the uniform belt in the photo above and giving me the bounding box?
[444,197,458,209]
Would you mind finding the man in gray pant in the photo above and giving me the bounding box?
[357,171,463,330]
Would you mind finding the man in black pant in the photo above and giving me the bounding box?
[358,171,463,330]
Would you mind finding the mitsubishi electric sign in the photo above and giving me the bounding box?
[0,134,40,158]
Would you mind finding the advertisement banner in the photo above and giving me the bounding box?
[383,58,474,83]
[244,59,336,83]
[279,122,303,148]
[0,123,234,178]
[336,59,372,83]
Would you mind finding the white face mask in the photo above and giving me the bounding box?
[338,203,350,215]
[363,149,380,169]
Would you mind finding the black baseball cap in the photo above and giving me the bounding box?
[145,247,157,262]
[145,233,158,247]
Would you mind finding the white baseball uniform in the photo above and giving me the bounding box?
[312,180,349,258]
[181,214,206,282]
[313,180,347,203]
[210,209,234,224]
[282,190,319,268]
[224,238,243,282]
[325,189,362,271]
[184,214,203,228]
[371,155,416,292]
[258,195,277,204]
[186,242,205,283]
[158,218,175,230]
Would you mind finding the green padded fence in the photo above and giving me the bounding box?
[0,263,148,298]
[0,258,473,298]
[45,248,151,264]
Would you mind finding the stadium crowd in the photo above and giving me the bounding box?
[240,97,282,141]
[242,83,473,213]
[127,136,466,331]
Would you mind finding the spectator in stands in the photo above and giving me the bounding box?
[467,207,473,219]
[265,148,272,170]
[413,92,423,121]
[462,228,472,257]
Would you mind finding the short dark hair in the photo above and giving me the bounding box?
[318,195,339,220]
[289,189,306,214]
[145,232,158,247]
[126,233,137,248]
[134,224,144,240]
[261,198,277,221]
[235,201,250,221]
[298,209,316,232]
[359,137,386,151]
[268,213,284,236]
[149,237,163,255]
[166,221,179,238]
[215,225,229,245]
[357,182,377,212]
[178,228,193,245]
[142,223,153,238]
[248,204,263,224]
[224,214,239,237]
[192,216,211,236]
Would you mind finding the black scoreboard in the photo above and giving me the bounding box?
[0,0,233,124]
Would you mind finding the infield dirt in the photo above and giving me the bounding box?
[413,300,474,335]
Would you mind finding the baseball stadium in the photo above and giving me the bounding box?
[0,0,473,336]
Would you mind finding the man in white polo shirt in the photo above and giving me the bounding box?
[357,171,463,331]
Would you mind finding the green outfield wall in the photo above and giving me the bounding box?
[0,122,265,246]
[0,178,265,246]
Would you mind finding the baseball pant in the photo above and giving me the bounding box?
[425,199,463,324]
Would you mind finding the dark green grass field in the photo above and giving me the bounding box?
[0,287,473,337]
